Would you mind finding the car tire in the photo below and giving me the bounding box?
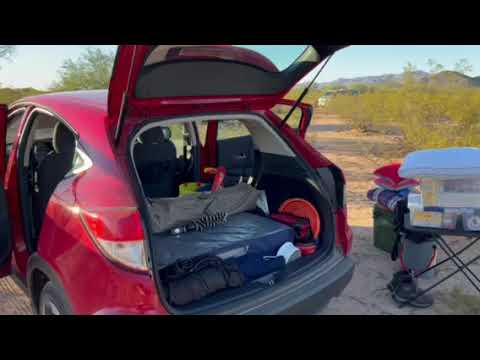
[38,281,73,315]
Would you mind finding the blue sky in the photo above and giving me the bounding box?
[1,45,479,90]
[0,45,116,89]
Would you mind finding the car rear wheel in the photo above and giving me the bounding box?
[38,281,72,315]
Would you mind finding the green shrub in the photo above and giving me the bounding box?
[326,80,480,152]
[285,88,323,106]
[0,87,45,104]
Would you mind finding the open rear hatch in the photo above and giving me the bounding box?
[108,45,346,144]
[117,45,349,312]
[129,114,341,313]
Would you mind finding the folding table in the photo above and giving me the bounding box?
[397,214,480,308]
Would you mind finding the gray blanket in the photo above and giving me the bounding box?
[148,183,261,234]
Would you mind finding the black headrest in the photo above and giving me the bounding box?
[141,127,172,144]
[52,122,76,155]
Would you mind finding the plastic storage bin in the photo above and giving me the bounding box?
[420,178,480,208]
[399,148,480,209]
[408,192,461,229]
[408,193,441,228]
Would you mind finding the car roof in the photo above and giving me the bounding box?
[10,90,108,125]
[13,89,108,112]
[11,90,109,133]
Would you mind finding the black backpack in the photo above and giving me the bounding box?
[164,255,245,306]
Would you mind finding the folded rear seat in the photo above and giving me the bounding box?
[153,212,295,269]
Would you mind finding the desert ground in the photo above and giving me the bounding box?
[310,114,480,315]
[1,111,480,315]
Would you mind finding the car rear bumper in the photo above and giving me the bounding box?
[94,253,354,315]
[234,254,354,315]
[281,256,354,315]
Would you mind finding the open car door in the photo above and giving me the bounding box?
[0,104,12,278]
[108,45,346,144]
[271,99,313,138]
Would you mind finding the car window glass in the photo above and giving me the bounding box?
[145,45,309,72]
[195,121,208,147]
[32,114,57,142]
[271,104,303,132]
[169,124,193,158]
[6,109,25,145]
[6,109,26,163]
[217,120,250,140]
[23,113,61,168]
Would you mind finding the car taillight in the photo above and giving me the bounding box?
[80,208,148,273]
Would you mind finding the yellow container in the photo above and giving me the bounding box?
[179,182,203,196]
[410,210,443,228]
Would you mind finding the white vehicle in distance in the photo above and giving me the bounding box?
[317,89,359,107]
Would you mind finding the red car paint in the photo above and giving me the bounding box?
[0,45,352,315]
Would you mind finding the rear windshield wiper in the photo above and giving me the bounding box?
[280,54,333,128]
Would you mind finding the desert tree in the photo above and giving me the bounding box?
[50,47,115,91]
[0,46,15,62]
[454,58,474,75]
[427,58,445,74]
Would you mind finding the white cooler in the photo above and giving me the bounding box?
[400,147,480,208]
[401,148,480,231]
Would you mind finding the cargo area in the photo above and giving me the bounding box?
[129,113,338,311]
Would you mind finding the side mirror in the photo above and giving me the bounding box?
[0,105,7,180]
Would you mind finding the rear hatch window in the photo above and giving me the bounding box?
[135,45,316,98]
[108,45,346,141]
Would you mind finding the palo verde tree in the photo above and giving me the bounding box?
[0,45,15,86]
[427,58,474,76]
[0,46,16,87]
[0,46,15,63]
[454,58,474,75]
[50,47,115,91]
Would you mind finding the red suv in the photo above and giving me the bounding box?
[0,45,353,315]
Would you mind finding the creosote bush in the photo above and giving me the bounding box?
[326,77,480,152]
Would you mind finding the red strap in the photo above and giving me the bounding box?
[211,166,226,192]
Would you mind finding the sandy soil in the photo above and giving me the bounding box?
[1,111,479,315]
[0,277,33,315]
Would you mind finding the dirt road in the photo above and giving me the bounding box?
[1,112,479,315]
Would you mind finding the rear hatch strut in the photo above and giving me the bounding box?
[280,55,333,128]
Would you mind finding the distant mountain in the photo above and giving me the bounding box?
[428,71,480,88]
[310,70,480,89]
[312,71,430,89]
